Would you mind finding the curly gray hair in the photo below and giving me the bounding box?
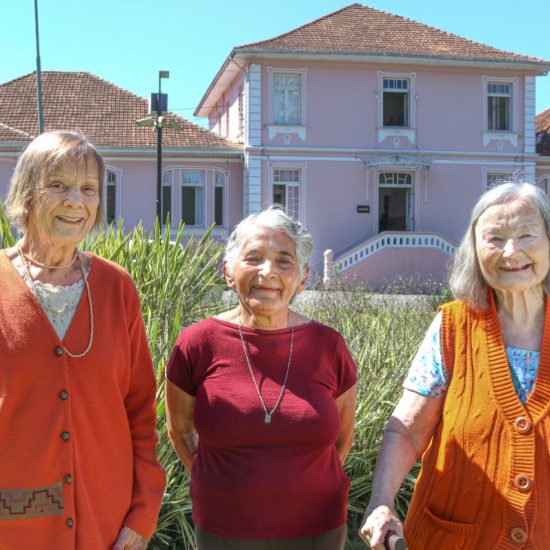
[224,206,313,277]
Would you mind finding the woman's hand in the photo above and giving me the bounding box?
[112,526,148,549]
[359,504,403,549]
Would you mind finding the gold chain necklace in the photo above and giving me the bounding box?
[238,313,293,423]
[16,244,94,358]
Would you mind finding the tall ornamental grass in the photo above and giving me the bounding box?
[0,210,446,549]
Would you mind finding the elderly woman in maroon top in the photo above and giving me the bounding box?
[166,206,357,549]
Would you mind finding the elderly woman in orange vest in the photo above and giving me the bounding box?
[0,130,165,549]
[360,182,550,549]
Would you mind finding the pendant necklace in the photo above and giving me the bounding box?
[16,244,95,358]
[238,313,294,424]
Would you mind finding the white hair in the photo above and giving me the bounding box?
[449,182,550,310]
[224,206,313,277]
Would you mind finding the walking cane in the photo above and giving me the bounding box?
[384,530,407,550]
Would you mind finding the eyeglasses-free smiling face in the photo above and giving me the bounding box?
[223,227,308,325]
[27,157,100,249]
[475,198,550,294]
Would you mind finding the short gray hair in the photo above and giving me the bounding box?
[224,206,313,276]
[6,130,105,232]
[449,182,550,310]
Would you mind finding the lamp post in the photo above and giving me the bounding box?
[34,0,44,134]
[156,70,169,221]
[136,71,181,224]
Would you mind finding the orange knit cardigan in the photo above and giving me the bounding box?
[404,298,550,549]
[0,251,165,549]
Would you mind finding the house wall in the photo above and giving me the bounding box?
[0,153,243,238]
[0,157,17,202]
[339,246,452,289]
[256,59,532,154]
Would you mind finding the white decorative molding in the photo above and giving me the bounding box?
[267,124,306,141]
[366,153,432,167]
[524,76,536,154]
[247,64,262,147]
[335,232,456,272]
[377,127,416,144]
[482,131,518,147]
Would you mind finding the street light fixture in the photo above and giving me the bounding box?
[135,70,181,223]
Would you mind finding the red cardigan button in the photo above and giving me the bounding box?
[509,527,528,544]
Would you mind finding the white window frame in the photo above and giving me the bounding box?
[267,67,307,141]
[104,166,121,225]
[482,76,519,146]
[213,169,228,227]
[377,72,416,144]
[270,166,305,222]
[483,170,513,191]
[180,170,206,227]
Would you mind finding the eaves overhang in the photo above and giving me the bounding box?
[195,48,550,118]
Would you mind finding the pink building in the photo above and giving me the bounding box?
[2,5,550,289]
[196,3,550,288]
[0,72,243,241]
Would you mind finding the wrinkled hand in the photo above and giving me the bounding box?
[112,526,148,550]
[358,504,403,549]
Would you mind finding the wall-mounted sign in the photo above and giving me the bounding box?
[357,205,370,213]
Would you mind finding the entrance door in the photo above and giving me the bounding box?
[378,172,413,232]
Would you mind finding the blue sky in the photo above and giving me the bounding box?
[2,1,549,127]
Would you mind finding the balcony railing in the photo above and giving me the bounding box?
[335,231,457,272]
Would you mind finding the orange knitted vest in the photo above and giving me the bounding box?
[403,298,550,550]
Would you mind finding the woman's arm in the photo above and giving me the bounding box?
[335,383,357,464]
[165,380,198,473]
[358,389,444,549]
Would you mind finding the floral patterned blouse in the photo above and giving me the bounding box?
[404,312,539,404]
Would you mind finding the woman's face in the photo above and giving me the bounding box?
[475,197,550,294]
[27,157,100,249]
[224,226,308,321]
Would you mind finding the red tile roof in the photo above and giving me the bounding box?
[0,72,240,150]
[236,3,548,65]
[537,108,550,134]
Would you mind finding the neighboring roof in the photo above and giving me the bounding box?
[537,108,550,134]
[236,3,546,63]
[0,72,241,150]
[196,3,550,117]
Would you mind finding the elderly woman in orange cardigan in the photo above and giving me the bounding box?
[360,182,550,549]
[0,131,165,549]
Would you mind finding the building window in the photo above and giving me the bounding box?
[214,171,225,226]
[181,171,205,226]
[272,168,300,220]
[383,78,409,127]
[487,82,511,131]
[162,171,172,225]
[486,172,512,190]
[105,169,118,224]
[272,73,302,125]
